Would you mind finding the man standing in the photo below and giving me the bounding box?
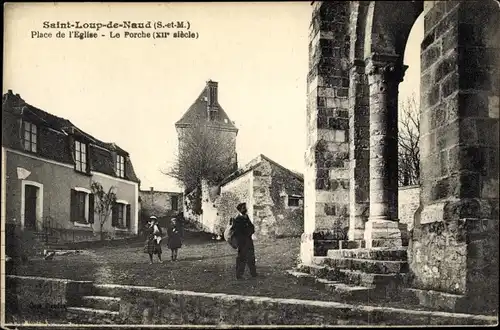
[233,203,257,279]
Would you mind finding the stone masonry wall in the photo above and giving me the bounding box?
[399,185,420,231]
[5,275,93,319]
[139,190,183,228]
[217,171,253,235]
[301,1,351,264]
[252,160,304,239]
[410,0,499,309]
[5,276,497,326]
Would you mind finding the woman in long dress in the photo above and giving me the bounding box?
[143,216,163,263]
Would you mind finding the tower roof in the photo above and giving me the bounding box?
[175,80,238,132]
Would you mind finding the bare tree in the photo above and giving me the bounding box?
[398,95,420,186]
[90,181,117,240]
[164,123,236,194]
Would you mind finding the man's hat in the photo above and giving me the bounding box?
[236,203,246,212]
[149,216,158,221]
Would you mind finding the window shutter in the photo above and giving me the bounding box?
[70,189,77,222]
[126,204,131,229]
[123,157,127,178]
[68,135,75,163]
[88,193,95,224]
[111,151,117,175]
[111,202,118,227]
[87,144,93,173]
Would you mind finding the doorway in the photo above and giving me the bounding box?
[21,180,43,231]
[24,185,38,230]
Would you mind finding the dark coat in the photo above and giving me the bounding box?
[233,214,255,246]
[167,226,182,249]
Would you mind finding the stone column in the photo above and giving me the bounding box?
[364,55,407,248]
[348,60,370,242]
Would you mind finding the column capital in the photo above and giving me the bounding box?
[365,55,408,83]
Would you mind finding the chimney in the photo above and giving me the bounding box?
[7,90,13,95]
[206,80,218,107]
[150,187,154,192]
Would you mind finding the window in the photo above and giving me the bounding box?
[171,195,179,211]
[75,140,88,173]
[22,121,37,153]
[116,155,125,178]
[70,188,94,225]
[112,201,131,229]
[288,196,301,207]
[208,109,218,121]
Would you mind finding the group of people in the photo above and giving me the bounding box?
[143,215,182,264]
[143,202,258,280]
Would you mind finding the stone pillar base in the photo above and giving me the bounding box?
[300,233,314,265]
[364,219,403,249]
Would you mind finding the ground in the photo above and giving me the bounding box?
[9,234,428,310]
[12,235,332,301]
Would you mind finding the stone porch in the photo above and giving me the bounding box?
[299,0,499,316]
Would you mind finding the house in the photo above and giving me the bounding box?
[185,154,305,239]
[139,187,183,229]
[2,90,141,245]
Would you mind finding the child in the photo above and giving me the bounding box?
[167,217,182,261]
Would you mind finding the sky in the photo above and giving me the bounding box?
[3,2,422,192]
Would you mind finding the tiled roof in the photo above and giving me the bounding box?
[2,90,140,183]
[219,154,304,187]
[175,82,238,131]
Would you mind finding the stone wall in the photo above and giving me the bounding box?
[5,276,497,326]
[398,185,420,231]
[301,1,352,264]
[182,188,204,232]
[139,189,183,228]
[410,0,499,309]
[252,160,304,239]
[5,275,93,318]
[199,180,222,234]
[218,171,253,235]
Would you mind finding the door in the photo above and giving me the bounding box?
[24,185,38,230]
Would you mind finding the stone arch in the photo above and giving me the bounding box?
[363,1,423,60]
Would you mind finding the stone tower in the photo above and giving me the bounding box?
[175,80,239,185]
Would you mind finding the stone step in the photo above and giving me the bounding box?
[337,269,408,287]
[320,280,375,301]
[303,260,409,288]
[323,257,409,274]
[286,270,317,286]
[297,263,341,281]
[81,295,121,311]
[66,306,120,324]
[400,288,473,314]
[287,269,380,302]
[327,247,407,261]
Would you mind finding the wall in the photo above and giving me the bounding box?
[252,160,304,239]
[199,180,221,234]
[218,171,253,235]
[301,1,352,264]
[183,188,202,231]
[410,0,499,309]
[5,276,496,326]
[4,148,139,242]
[398,185,420,231]
[139,190,182,228]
